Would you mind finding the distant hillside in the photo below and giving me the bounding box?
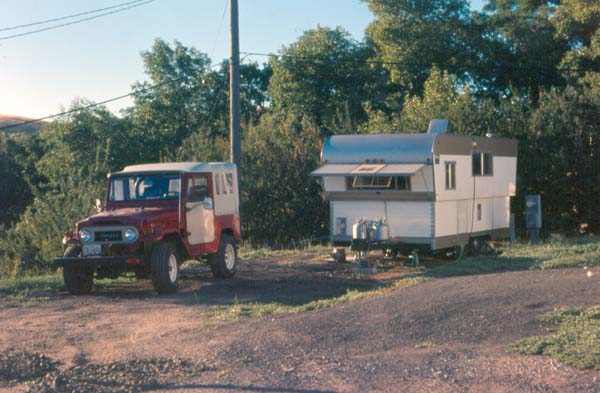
[0,114,44,134]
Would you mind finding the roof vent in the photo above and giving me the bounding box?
[427,119,449,134]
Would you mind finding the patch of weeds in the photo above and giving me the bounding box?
[424,237,600,278]
[0,274,63,297]
[211,275,430,321]
[415,341,437,349]
[0,295,51,309]
[94,273,136,289]
[510,305,600,369]
[235,355,254,365]
[238,244,328,260]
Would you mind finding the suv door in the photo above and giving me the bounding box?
[186,175,215,245]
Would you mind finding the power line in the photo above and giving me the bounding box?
[0,0,156,41]
[0,0,148,32]
[241,51,600,74]
[209,0,229,60]
[0,61,226,131]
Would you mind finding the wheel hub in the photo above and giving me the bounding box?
[168,254,178,283]
[224,244,235,270]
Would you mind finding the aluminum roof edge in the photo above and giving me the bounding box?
[320,133,518,165]
[321,133,438,164]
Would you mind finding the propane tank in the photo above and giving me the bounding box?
[373,218,390,241]
[352,218,368,240]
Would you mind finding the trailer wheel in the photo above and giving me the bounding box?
[151,242,180,294]
[62,246,94,295]
[209,234,237,279]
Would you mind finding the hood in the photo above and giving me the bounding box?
[78,207,177,228]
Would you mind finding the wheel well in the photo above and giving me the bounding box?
[163,233,189,260]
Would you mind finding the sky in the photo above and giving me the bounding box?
[0,0,486,119]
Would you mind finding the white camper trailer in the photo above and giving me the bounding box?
[311,122,517,253]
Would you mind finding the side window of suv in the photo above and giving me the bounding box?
[187,177,208,202]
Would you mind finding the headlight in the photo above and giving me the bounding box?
[124,228,138,242]
[78,229,92,243]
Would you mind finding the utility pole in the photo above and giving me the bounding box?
[229,0,242,197]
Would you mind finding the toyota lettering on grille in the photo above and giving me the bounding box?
[94,231,122,242]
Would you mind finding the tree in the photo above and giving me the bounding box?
[132,39,212,161]
[269,26,373,134]
[553,0,600,88]
[362,68,478,135]
[364,0,472,95]
[474,0,569,97]
[36,101,132,189]
[0,134,31,227]
[132,39,271,161]
[242,114,327,244]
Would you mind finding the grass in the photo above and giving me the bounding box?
[211,275,430,321]
[0,274,63,308]
[0,273,63,296]
[424,237,600,278]
[2,237,600,317]
[510,306,600,369]
[0,272,135,307]
[238,243,329,260]
[212,237,600,320]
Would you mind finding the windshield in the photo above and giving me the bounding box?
[109,174,181,201]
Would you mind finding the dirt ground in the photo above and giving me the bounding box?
[1,250,600,392]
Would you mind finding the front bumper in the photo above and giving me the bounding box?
[53,256,137,270]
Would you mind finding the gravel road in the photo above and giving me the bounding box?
[1,253,599,392]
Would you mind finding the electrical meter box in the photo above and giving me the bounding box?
[525,194,542,229]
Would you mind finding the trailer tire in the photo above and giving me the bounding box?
[151,242,180,294]
[63,246,94,295]
[209,234,237,279]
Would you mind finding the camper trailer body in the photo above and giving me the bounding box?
[312,132,517,252]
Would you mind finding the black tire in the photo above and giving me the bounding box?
[208,234,237,279]
[151,242,180,294]
[62,246,94,295]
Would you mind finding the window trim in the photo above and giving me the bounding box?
[346,176,412,191]
[472,151,494,177]
[445,161,456,190]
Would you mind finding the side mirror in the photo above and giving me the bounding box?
[95,198,103,213]
[203,196,213,210]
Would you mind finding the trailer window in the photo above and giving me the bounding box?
[472,152,493,176]
[445,162,456,190]
[346,176,411,190]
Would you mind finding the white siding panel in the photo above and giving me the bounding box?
[434,155,517,201]
[435,200,458,237]
[386,202,432,238]
[323,176,346,192]
[411,166,434,192]
[332,201,432,238]
[493,197,511,229]
[331,201,386,237]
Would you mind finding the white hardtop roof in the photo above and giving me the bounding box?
[117,162,235,174]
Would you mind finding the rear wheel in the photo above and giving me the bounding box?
[62,246,94,295]
[151,242,180,294]
[209,234,237,279]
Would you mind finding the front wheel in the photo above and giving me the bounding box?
[208,234,237,279]
[63,246,94,295]
[151,242,180,294]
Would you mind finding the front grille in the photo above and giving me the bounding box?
[94,231,122,242]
